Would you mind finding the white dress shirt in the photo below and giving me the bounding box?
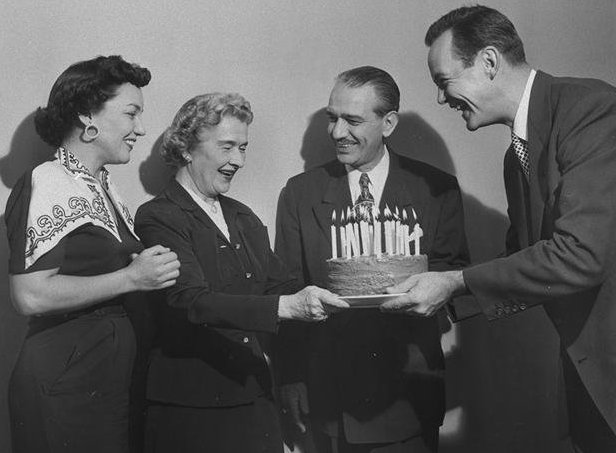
[512,69,537,141]
[346,146,390,209]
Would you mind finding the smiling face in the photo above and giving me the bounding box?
[428,30,500,131]
[187,115,248,199]
[87,82,145,166]
[326,82,396,172]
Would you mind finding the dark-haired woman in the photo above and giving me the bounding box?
[5,55,180,453]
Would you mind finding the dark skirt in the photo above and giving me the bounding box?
[145,396,283,453]
[9,309,136,453]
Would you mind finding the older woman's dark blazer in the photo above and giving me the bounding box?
[134,180,298,407]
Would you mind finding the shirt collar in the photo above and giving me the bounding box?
[57,147,110,189]
[512,69,537,140]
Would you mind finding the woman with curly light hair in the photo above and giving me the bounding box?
[135,93,347,452]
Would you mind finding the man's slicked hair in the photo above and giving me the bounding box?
[336,66,400,117]
[425,5,526,67]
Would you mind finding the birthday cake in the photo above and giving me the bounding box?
[326,205,428,296]
[327,254,428,296]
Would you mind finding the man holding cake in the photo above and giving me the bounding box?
[275,66,469,453]
[384,6,616,452]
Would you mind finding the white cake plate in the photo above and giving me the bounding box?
[340,293,405,308]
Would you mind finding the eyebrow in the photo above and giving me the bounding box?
[325,109,364,122]
[126,103,143,112]
[217,139,248,146]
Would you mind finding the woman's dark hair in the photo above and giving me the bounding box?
[34,55,151,147]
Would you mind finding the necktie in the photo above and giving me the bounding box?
[356,173,374,204]
[511,132,530,178]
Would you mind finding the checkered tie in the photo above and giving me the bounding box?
[356,173,374,204]
[511,132,530,177]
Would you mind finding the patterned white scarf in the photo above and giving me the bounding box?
[24,147,138,269]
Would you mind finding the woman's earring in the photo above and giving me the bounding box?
[84,122,100,141]
[182,153,193,163]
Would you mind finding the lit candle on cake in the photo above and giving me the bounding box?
[394,207,401,255]
[331,210,337,259]
[340,210,347,259]
[403,209,410,256]
[359,205,370,256]
[346,208,360,257]
[374,207,382,258]
[383,205,393,255]
[352,210,361,257]
[411,208,423,255]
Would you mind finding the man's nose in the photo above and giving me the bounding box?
[330,118,347,139]
[437,87,446,105]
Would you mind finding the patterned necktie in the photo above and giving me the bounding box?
[511,132,530,178]
[356,173,374,204]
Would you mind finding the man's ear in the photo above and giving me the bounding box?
[382,111,399,138]
[480,46,500,80]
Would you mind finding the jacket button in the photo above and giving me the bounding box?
[246,272,252,279]
[243,337,249,343]
[235,243,241,250]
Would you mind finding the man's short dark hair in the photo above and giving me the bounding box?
[336,66,400,117]
[425,5,526,67]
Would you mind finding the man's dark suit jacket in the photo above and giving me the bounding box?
[460,71,616,435]
[135,180,297,408]
[275,151,469,443]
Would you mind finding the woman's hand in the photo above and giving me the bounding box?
[125,245,180,291]
[10,245,181,316]
[278,286,349,322]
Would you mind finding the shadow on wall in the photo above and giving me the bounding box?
[290,108,562,453]
[139,133,175,197]
[0,112,54,453]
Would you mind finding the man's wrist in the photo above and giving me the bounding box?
[445,270,468,296]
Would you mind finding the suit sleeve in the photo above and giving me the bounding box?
[135,202,280,333]
[464,91,616,320]
[274,183,311,384]
[427,177,471,272]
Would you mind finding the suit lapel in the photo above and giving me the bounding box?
[526,71,552,243]
[314,165,352,242]
[381,152,421,216]
[166,179,227,242]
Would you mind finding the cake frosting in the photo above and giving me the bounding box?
[326,254,428,296]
